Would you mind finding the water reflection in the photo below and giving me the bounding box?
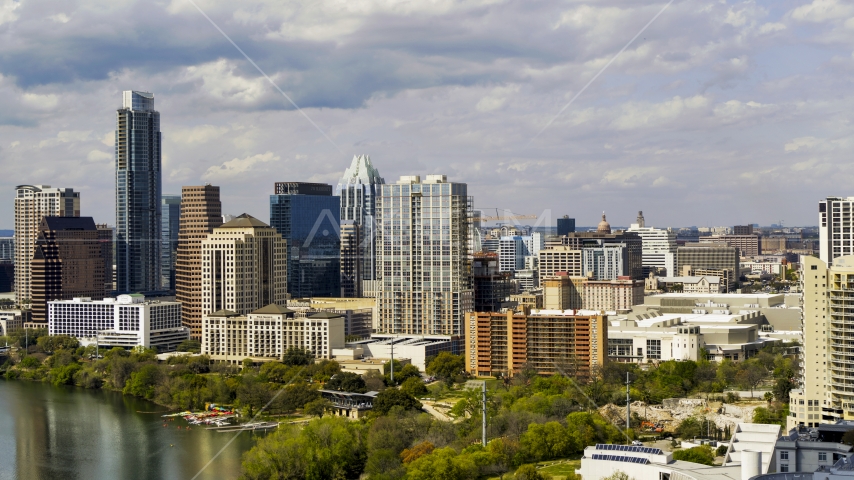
[0,380,262,480]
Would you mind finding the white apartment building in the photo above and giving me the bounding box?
[820,197,854,266]
[498,233,542,272]
[627,217,677,277]
[582,244,628,280]
[376,175,473,336]
[14,185,80,305]
[48,294,188,352]
[201,214,287,317]
[583,277,643,312]
[201,304,345,363]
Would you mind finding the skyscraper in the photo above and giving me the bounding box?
[376,175,473,336]
[339,220,362,297]
[31,217,105,324]
[175,185,222,340]
[160,194,181,290]
[556,215,576,236]
[337,155,385,289]
[819,197,854,266]
[115,90,161,294]
[14,185,80,305]
[201,214,287,315]
[627,214,678,276]
[270,182,340,298]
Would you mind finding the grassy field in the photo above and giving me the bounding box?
[485,457,581,480]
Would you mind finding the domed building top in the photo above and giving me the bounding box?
[597,212,611,234]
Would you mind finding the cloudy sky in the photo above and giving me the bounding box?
[0,0,851,229]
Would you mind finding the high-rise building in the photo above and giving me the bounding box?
[201,214,287,316]
[542,274,584,310]
[561,231,643,280]
[627,217,677,277]
[270,182,340,298]
[734,225,754,235]
[700,234,761,256]
[339,220,362,297]
[115,91,162,293]
[160,194,181,290]
[95,224,115,292]
[556,215,576,236]
[14,185,80,305]
[31,217,105,324]
[337,155,385,286]
[676,244,738,291]
[538,246,584,278]
[818,197,854,266]
[498,233,543,272]
[0,235,13,263]
[176,185,222,340]
[464,309,607,378]
[472,252,512,312]
[376,175,473,336]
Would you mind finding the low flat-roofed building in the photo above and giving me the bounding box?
[346,334,459,371]
[0,310,23,336]
[640,292,803,332]
[576,443,744,480]
[652,276,723,294]
[287,298,374,339]
[775,425,853,473]
[49,294,188,352]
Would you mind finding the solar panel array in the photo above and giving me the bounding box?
[595,444,664,455]
[591,454,649,464]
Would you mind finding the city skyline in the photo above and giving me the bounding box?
[0,1,852,228]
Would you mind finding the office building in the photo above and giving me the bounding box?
[175,185,222,341]
[287,297,375,338]
[583,277,643,312]
[0,310,24,336]
[160,194,181,290]
[510,292,543,310]
[0,265,12,293]
[115,91,162,294]
[734,225,754,235]
[472,252,512,312]
[201,305,345,363]
[700,234,761,256]
[48,294,188,352]
[337,154,385,288]
[676,244,738,291]
[31,217,106,324]
[561,229,643,280]
[376,175,473,336]
[542,274,584,310]
[14,185,80,305]
[498,233,542,272]
[95,224,114,292]
[819,197,854,266]
[556,215,575,236]
[339,220,362,297]
[627,213,677,276]
[201,214,287,316]
[464,309,607,378]
[538,246,583,278]
[761,236,788,253]
[0,235,12,263]
[270,182,340,298]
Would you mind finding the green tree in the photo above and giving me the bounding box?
[19,356,41,369]
[282,347,315,366]
[400,377,428,397]
[304,398,333,417]
[123,364,163,399]
[176,339,201,353]
[425,352,465,383]
[50,363,81,386]
[374,389,422,415]
[672,445,715,466]
[676,417,705,439]
[514,464,552,480]
[735,361,767,398]
[325,371,368,393]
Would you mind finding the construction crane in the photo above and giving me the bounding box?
[477,208,538,222]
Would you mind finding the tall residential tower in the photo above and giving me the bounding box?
[376,175,473,336]
[14,185,80,305]
[115,90,162,293]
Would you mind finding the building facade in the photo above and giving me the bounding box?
[115,91,162,294]
[201,214,287,317]
[561,231,643,280]
[160,194,181,290]
[556,216,576,236]
[464,309,607,378]
[48,294,187,352]
[583,277,644,312]
[14,185,80,305]
[819,197,854,266]
[472,252,512,312]
[538,246,583,278]
[700,234,761,256]
[627,219,677,277]
[96,224,114,292]
[175,185,223,341]
[339,220,362,297]
[337,154,385,287]
[542,274,584,310]
[498,233,543,272]
[676,244,738,291]
[376,175,473,336]
[30,217,106,324]
[270,182,341,298]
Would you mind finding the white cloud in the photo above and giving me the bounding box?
[21,93,58,110]
[202,151,280,180]
[758,22,786,34]
[49,13,70,24]
[791,0,854,23]
[475,85,520,112]
[784,136,820,152]
[183,60,269,106]
[0,0,19,26]
[610,95,711,130]
[87,150,112,162]
[172,125,230,144]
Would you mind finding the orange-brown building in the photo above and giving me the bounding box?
[175,185,222,340]
[31,217,105,324]
[464,309,607,378]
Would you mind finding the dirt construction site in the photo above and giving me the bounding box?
[598,398,767,433]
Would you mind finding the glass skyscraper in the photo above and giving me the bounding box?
[270,182,341,298]
[337,155,385,285]
[115,91,162,293]
[160,194,181,290]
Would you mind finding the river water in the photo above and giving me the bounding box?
[0,380,264,480]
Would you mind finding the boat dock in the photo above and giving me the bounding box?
[207,422,279,432]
